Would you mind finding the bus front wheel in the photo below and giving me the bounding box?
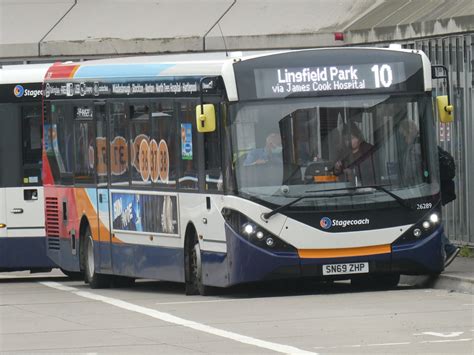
[186,238,213,296]
[84,228,110,289]
[351,273,400,290]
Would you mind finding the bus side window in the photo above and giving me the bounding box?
[204,104,222,192]
[150,100,177,189]
[48,103,74,185]
[21,105,42,185]
[73,104,95,184]
[178,100,198,190]
[95,104,108,186]
[130,102,151,185]
[109,102,130,187]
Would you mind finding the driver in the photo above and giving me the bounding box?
[244,133,282,166]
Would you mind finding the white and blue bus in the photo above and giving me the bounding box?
[0,64,56,272]
[43,48,452,293]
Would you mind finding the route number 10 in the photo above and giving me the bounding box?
[371,64,393,88]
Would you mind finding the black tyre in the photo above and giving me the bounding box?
[84,228,110,289]
[112,276,135,288]
[60,268,84,280]
[351,273,400,290]
[185,238,213,296]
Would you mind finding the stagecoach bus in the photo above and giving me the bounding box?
[0,64,56,272]
[43,48,453,294]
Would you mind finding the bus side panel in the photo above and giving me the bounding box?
[0,189,6,238]
[392,226,444,275]
[225,224,301,286]
[133,244,184,281]
[74,188,109,274]
[201,250,228,287]
[45,186,81,272]
[0,187,55,271]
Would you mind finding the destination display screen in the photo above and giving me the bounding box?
[234,48,425,101]
[254,62,406,99]
[43,77,218,99]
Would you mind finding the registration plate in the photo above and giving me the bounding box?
[322,262,369,275]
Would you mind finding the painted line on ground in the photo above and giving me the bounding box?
[420,338,472,344]
[40,281,317,355]
[367,342,411,346]
[314,338,473,350]
[414,331,464,338]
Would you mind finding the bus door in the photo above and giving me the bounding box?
[95,102,112,272]
[5,104,44,239]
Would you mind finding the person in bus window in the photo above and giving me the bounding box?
[243,132,282,166]
[333,122,375,185]
[398,120,423,186]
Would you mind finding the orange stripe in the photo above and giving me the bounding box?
[298,244,391,259]
[69,65,80,78]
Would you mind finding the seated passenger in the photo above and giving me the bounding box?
[398,120,423,185]
[334,122,375,185]
[244,133,282,166]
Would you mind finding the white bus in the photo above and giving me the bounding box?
[43,48,452,294]
[0,64,55,272]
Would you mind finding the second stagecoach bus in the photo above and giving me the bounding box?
[0,64,56,272]
[43,48,447,294]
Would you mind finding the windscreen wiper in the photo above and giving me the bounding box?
[262,185,412,220]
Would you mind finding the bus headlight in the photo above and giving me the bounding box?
[0,223,6,228]
[429,213,439,224]
[422,221,431,230]
[242,223,256,236]
[222,208,296,253]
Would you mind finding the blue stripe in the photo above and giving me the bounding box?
[74,64,174,79]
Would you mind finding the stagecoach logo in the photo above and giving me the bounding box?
[320,217,332,230]
[14,84,43,98]
[13,85,24,97]
[320,217,370,230]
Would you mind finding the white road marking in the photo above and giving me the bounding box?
[420,338,472,344]
[415,331,464,338]
[40,281,317,355]
[314,338,473,350]
[367,342,411,346]
[0,274,63,279]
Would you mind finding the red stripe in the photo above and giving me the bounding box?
[45,63,80,80]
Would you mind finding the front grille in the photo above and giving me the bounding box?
[45,197,60,237]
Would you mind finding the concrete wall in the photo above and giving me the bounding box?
[0,0,473,60]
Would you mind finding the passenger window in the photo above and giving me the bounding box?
[178,101,198,190]
[73,105,96,184]
[150,101,177,188]
[95,104,108,186]
[204,104,222,192]
[109,102,129,186]
[47,103,74,184]
[21,105,42,185]
[130,102,151,185]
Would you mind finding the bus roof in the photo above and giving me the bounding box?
[0,64,51,85]
[43,47,432,100]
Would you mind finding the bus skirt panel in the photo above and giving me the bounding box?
[0,236,56,271]
[391,226,444,275]
[222,223,444,286]
[224,224,301,286]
